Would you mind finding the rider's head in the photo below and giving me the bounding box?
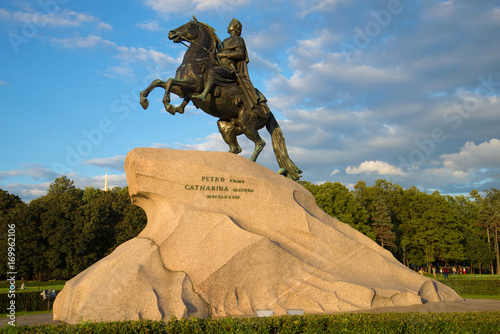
[228,18,242,36]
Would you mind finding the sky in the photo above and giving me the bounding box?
[0,0,499,202]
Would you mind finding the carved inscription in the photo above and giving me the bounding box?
[184,176,254,199]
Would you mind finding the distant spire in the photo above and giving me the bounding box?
[104,168,109,191]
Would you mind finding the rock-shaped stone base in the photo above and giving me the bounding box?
[53,148,462,323]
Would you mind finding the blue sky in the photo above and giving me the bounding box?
[1,0,499,201]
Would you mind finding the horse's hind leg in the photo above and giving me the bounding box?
[242,125,266,162]
[140,79,167,110]
[218,120,242,154]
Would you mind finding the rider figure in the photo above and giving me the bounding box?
[192,18,267,118]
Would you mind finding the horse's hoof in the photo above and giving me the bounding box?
[228,148,242,155]
[278,168,288,176]
[165,104,176,115]
[140,99,149,110]
[174,106,185,114]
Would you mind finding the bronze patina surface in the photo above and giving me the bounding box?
[140,17,302,181]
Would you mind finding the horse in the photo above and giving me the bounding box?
[139,17,302,181]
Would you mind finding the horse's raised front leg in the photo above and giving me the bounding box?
[162,77,197,114]
[174,97,190,114]
[140,79,167,110]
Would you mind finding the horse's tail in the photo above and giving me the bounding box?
[266,111,302,181]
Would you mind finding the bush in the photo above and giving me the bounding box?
[2,312,500,334]
[439,279,500,295]
[0,290,60,313]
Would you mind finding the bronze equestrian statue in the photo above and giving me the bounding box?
[139,17,302,181]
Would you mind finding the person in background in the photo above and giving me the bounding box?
[443,265,449,279]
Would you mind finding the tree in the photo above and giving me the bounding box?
[0,189,23,214]
[465,231,494,273]
[48,176,77,195]
[23,197,49,280]
[478,189,500,274]
[313,182,374,240]
[354,180,405,260]
[0,190,26,278]
[371,197,396,250]
[40,177,84,278]
[73,190,121,272]
[399,190,464,268]
[113,187,147,247]
[2,180,150,280]
[82,186,102,203]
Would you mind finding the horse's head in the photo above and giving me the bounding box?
[169,16,221,53]
[169,16,202,44]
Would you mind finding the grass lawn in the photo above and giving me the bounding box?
[463,295,500,300]
[0,310,51,317]
[423,273,500,280]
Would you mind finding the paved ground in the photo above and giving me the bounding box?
[1,313,61,327]
[1,299,500,327]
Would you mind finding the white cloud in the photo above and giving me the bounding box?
[173,132,229,152]
[346,160,405,176]
[441,139,500,171]
[99,66,135,79]
[310,55,409,84]
[0,164,57,181]
[297,29,342,51]
[116,46,176,67]
[83,155,126,171]
[0,8,11,20]
[492,8,500,23]
[330,169,340,176]
[97,22,113,31]
[12,9,111,29]
[136,20,163,32]
[49,35,116,49]
[4,182,50,202]
[145,0,249,14]
[248,51,282,73]
[298,0,349,17]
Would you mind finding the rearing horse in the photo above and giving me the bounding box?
[139,17,302,181]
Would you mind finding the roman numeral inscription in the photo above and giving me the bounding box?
[184,176,254,199]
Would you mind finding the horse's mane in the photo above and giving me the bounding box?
[198,21,221,53]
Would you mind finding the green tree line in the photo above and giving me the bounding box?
[300,179,500,275]
[1,177,499,280]
[0,176,147,280]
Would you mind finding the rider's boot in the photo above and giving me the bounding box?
[192,74,215,102]
[192,91,208,102]
[192,81,213,102]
